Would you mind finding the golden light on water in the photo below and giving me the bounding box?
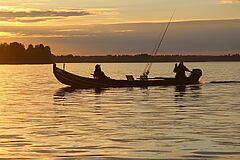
[0,63,239,159]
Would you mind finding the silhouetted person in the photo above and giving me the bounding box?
[173,62,191,81]
[93,64,109,79]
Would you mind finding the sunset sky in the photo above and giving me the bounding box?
[0,0,239,55]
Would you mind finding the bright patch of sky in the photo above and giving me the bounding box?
[0,0,239,25]
[0,0,239,55]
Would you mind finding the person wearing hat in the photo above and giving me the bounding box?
[173,61,191,81]
[93,64,109,79]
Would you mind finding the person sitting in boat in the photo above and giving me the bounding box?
[173,62,191,81]
[93,64,109,79]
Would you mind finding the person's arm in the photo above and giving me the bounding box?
[91,73,95,78]
[173,63,178,72]
[103,72,110,78]
[185,66,192,72]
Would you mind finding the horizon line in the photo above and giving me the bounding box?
[1,18,239,27]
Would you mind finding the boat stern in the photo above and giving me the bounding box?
[189,69,202,82]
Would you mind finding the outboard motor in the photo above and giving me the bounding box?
[189,69,202,82]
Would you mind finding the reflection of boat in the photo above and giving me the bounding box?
[54,87,76,97]
[53,64,202,89]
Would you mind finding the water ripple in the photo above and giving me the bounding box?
[0,63,239,159]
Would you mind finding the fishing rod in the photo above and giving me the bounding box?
[143,30,163,75]
[143,9,176,76]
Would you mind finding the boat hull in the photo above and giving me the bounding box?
[53,64,202,89]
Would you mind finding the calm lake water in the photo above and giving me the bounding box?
[0,62,239,159]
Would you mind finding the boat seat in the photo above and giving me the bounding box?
[126,75,134,81]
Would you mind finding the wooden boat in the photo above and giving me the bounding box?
[53,11,203,89]
[53,64,202,89]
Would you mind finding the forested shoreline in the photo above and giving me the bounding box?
[0,42,239,64]
[0,42,53,64]
[53,54,240,63]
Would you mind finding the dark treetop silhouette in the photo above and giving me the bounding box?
[0,42,53,64]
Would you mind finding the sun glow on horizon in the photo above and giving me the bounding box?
[0,0,239,55]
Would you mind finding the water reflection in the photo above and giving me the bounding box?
[54,87,106,97]
[0,63,240,159]
[54,87,76,97]
[174,84,202,107]
[54,85,202,104]
[53,87,108,105]
[189,84,202,99]
[175,85,187,93]
[175,84,201,95]
[94,88,107,94]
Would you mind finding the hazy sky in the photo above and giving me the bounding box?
[0,0,239,55]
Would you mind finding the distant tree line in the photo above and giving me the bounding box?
[0,42,53,64]
[53,53,240,63]
[0,42,239,64]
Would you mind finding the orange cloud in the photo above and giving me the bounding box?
[0,19,239,55]
[0,9,94,23]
